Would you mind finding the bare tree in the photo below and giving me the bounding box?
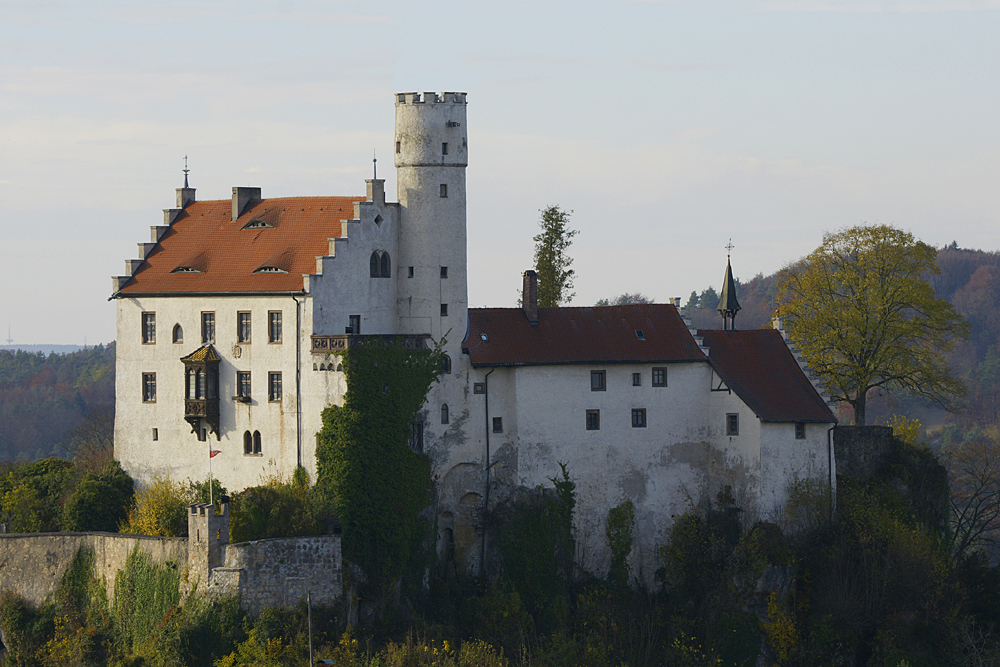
[945,431,1000,563]
[62,407,115,474]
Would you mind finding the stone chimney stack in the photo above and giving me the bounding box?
[522,270,538,325]
[232,187,261,221]
[366,179,385,206]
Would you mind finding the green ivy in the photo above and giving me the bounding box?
[315,337,442,597]
[111,546,181,654]
[607,499,635,586]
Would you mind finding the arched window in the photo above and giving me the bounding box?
[243,431,252,455]
[441,354,452,375]
[380,252,391,277]
[253,431,261,455]
[441,403,449,424]
[370,251,379,277]
[196,370,206,399]
[173,324,183,344]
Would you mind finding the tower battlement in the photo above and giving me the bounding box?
[396,91,467,105]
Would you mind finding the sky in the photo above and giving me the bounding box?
[1,0,999,345]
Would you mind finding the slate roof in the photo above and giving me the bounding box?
[699,329,836,423]
[118,196,364,295]
[463,304,706,366]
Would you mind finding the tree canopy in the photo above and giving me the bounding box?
[777,225,969,424]
[533,205,579,308]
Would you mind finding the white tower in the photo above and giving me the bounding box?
[394,92,469,346]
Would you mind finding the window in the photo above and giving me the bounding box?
[253,430,261,455]
[370,251,379,277]
[591,370,606,391]
[652,367,667,387]
[474,382,486,394]
[395,140,401,154]
[237,371,251,399]
[142,312,156,344]
[441,354,452,374]
[237,312,251,343]
[380,252,391,277]
[795,422,806,439]
[441,404,449,424]
[492,417,503,433]
[442,142,449,155]
[632,408,647,428]
[410,421,424,453]
[635,329,645,341]
[172,324,183,344]
[268,373,283,402]
[268,311,282,343]
[440,183,448,198]
[440,266,448,279]
[440,304,448,317]
[632,372,641,386]
[349,315,361,335]
[142,373,156,402]
[243,431,253,455]
[152,428,158,441]
[201,312,215,343]
[586,409,600,431]
[726,413,739,436]
[408,266,414,278]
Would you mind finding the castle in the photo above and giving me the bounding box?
[111,92,837,582]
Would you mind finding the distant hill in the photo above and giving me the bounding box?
[0,344,115,461]
[0,344,87,355]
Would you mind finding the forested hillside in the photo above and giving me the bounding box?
[683,246,1000,430]
[0,344,115,461]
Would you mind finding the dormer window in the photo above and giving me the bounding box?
[253,266,288,274]
[172,266,201,273]
[242,219,273,229]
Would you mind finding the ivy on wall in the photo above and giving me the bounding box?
[315,338,443,596]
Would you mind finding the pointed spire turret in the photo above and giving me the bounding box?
[717,240,741,330]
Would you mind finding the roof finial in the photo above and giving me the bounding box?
[183,155,190,189]
[725,238,735,260]
[373,150,377,181]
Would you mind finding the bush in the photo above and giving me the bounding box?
[62,460,134,532]
[229,469,323,543]
[122,475,188,536]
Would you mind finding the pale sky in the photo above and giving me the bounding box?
[2,0,998,344]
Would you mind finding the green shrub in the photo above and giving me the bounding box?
[122,475,188,536]
[62,460,134,532]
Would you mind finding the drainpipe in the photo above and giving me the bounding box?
[481,366,495,575]
[827,425,836,521]
[292,295,304,469]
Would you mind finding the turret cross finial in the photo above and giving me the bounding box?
[725,238,735,258]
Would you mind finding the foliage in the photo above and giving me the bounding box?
[0,344,115,461]
[62,460,134,532]
[111,547,181,655]
[0,456,74,532]
[315,337,442,597]
[776,225,970,424]
[781,478,832,538]
[532,205,579,307]
[190,476,228,508]
[229,468,328,543]
[606,499,634,586]
[121,475,189,536]
[595,293,653,306]
[62,407,115,475]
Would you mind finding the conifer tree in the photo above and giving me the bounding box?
[533,205,579,307]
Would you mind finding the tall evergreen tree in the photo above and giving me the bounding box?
[533,205,579,307]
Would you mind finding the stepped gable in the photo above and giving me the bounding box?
[699,328,836,423]
[119,196,364,294]
[464,304,706,366]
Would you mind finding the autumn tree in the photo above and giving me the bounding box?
[777,225,969,424]
[533,205,579,307]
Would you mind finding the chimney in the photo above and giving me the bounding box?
[232,186,261,221]
[522,270,538,325]
[366,179,385,206]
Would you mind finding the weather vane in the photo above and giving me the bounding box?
[183,155,190,188]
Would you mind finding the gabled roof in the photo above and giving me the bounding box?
[118,196,364,295]
[699,329,835,423]
[180,344,221,363]
[463,304,706,366]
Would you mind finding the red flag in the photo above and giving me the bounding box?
[209,449,221,458]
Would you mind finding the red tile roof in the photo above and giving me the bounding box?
[118,196,364,295]
[463,304,706,366]
[699,329,836,423]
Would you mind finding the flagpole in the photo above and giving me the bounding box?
[209,438,214,508]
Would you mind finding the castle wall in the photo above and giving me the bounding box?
[0,532,187,608]
[760,421,834,521]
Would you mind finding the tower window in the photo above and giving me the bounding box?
[152,428,158,441]
[142,373,156,403]
[591,370,606,392]
[408,266,414,278]
[440,266,448,279]
[586,409,600,431]
[442,142,449,155]
[441,304,448,317]
[142,312,156,344]
[395,140,401,154]
[439,184,447,198]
